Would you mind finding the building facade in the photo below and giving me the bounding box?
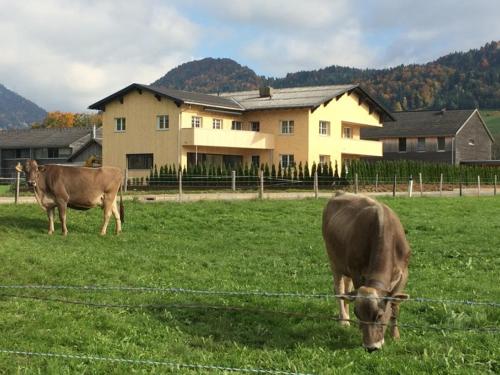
[89,84,394,178]
[361,109,493,164]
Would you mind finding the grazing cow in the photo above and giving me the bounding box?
[322,192,410,352]
[17,160,124,235]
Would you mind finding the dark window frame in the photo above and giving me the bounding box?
[437,137,446,152]
[127,153,153,170]
[398,138,407,153]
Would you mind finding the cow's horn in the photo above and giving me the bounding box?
[15,162,23,172]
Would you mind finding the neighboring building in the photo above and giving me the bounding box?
[89,83,393,178]
[361,109,493,165]
[0,126,102,177]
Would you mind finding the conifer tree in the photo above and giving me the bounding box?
[298,161,304,180]
[271,164,276,178]
[304,161,310,180]
[311,161,317,179]
[278,162,282,178]
[264,163,270,177]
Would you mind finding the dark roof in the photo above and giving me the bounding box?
[221,85,394,121]
[0,127,95,148]
[88,83,243,112]
[361,109,485,139]
[89,83,394,121]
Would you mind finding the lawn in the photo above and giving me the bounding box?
[0,197,498,374]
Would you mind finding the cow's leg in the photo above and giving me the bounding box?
[334,273,350,326]
[111,198,122,234]
[47,207,55,234]
[57,203,68,235]
[390,302,400,339]
[342,277,353,322]
[100,196,113,235]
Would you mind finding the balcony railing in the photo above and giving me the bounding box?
[181,128,275,150]
[340,138,383,157]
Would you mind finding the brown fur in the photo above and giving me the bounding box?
[20,160,124,235]
[322,192,411,351]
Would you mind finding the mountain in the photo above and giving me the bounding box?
[152,57,262,93]
[153,41,500,111]
[0,84,47,129]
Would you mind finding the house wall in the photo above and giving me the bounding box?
[70,143,102,164]
[455,111,492,164]
[377,136,453,163]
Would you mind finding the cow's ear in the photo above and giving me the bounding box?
[339,289,358,302]
[38,165,46,172]
[391,293,409,303]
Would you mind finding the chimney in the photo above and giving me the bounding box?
[92,125,96,140]
[259,86,273,98]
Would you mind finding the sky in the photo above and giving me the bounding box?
[0,0,499,112]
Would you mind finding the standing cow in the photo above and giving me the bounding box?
[322,192,410,352]
[17,160,124,235]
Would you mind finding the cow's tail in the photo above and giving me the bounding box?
[119,184,125,224]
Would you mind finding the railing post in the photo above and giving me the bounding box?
[231,170,236,192]
[419,172,423,197]
[178,169,183,202]
[314,171,318,199]
[259,170,264,199]
[408,174,413,198]
[354,173,359,194]
[15,170,20,204]
[392,175,396,197]
[439,173,443,197]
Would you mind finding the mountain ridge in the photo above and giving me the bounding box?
[0,84,47,130]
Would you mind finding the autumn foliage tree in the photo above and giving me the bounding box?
[32,112,102,128]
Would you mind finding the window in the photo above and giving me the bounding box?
[398,138,407,152]
[417,137,426,152]
[437,137,445,151]
[342,126,352,139]
[231,121,242,130]
[212,118,223,129]
[251,155,260,166]
[127,154,153,170]
[15,149,30,159]
[191,116,202,128]
[319,121,330,135]
[319,155,330,166]
[280,120,294,134]
[280,154,295,168]
[468,139,475,146]
[251,121,260,132]
[157,115,169,130]
[115,117,126,132]
[47,148,59,158]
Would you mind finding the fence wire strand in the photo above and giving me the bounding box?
[0,284,498,307]
[0,349,313,375]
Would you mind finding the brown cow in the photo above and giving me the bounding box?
[17,160,124,235]
[322,192,410,352]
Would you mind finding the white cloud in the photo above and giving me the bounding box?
[0,0,199,111]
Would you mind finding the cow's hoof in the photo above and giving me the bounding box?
[340,320,350,327]
[48,231,54,235]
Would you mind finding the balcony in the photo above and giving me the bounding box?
[181,128,275,150]
[340,138,383,157]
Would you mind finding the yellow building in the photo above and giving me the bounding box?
[89,84,393,177]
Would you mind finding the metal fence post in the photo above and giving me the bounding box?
[314,171,318,199]
[355,173,359,194]
[178,169,183,202]
[477,175,480,197]
[231,170,236,192]
[419,172,423,197]
[259,170,264,199]
[495,175,497,196]
[439,173,443,197]
[459,179,463,197]
[392,175,396,197]
[15,170,20,204]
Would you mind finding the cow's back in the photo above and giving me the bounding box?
[322,193,410,285]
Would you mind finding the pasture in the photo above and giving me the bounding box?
[0,197,499,374]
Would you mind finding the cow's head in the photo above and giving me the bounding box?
[342,286,408,352]
[17,159,45,187]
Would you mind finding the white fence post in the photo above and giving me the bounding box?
[408,175,413,198]
[259,170,264,199]
[439,173,443,197]
[15,170,20,204]
[419,172,423,197]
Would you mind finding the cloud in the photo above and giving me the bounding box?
[0,0,199,111]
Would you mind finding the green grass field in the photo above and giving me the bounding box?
[0,197,499,374]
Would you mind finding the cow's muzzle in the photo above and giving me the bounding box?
[26,180,36,187]
[364,339,384,353]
